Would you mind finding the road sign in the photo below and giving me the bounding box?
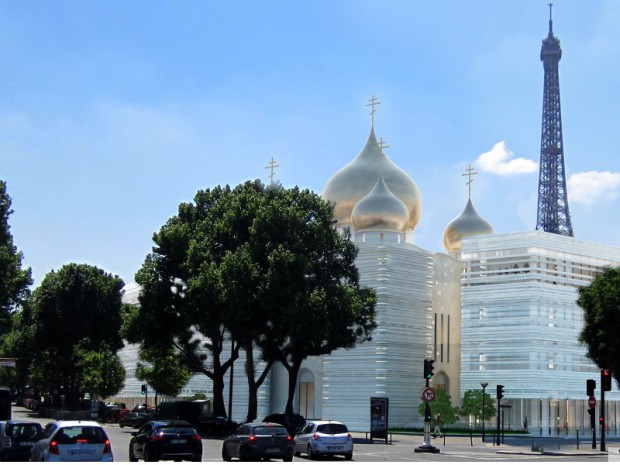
[0,358,16,367]
[420,387,436,402]
[588,396,596,408]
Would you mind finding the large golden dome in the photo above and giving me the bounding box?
[351,173,409,232]
[322,128,422,230]
[443,198,494,252]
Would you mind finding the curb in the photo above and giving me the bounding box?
[497,449,607,457]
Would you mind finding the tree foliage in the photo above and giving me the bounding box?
[0,180,32,334]
[29,263,125,408]
[578,267,620,386]
[126,180,376,419]
[76,342,126,400]
[417,387,460,426]
[459,389,496,427]
[135,345,192,398]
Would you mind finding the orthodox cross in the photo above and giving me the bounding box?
[366,95,381,128]
[265,157,279,185]
[378,137,389,151]
[462,164,478,198]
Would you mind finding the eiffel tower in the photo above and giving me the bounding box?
[535,4,573,236]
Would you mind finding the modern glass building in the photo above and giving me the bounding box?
[460,231,620,435]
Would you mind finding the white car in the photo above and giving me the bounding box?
[293,420,353,460]
[30,420,113,462]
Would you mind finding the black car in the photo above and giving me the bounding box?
[263,413,306,436]
[221,422,293,462]
[0,420,43,461]
[120,412,152,429]
[129,420,202,462]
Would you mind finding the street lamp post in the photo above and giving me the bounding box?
[481,382,488,443]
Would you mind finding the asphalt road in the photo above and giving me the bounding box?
[11,406,618,462]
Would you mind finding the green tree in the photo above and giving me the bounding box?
[459,389,496,428]
[127,180,376,420]
[30,263,125,408]
[417,387,460,426]
[0,180,32,335]
[76,342,126,400]
[135,345,193,400]
[578,267,620,386]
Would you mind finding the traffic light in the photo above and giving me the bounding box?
[496,385,504,400]
[587,379,596,396]
[599,416,604,426]
[423,359,435,380]
[602,370,612,392]
[141,384,147,395]
[588,408,595,429]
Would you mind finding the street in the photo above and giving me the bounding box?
[11,406,618,462]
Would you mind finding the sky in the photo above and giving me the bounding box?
[1,0,619,286]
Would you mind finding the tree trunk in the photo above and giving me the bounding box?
[283,361,301,416]
[244,344,275,422]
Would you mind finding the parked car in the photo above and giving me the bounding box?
[129,420,202,462]
[293,420,353,460]
[119,412,152,429]
[0,420,43,461]
[262,413,306,436]
[197,415,237,436]
[221,422,293,462]
[30,420,113,462]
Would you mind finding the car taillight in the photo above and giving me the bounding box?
[150,432,164,441]
[103,439,111,454]
[347,433,352,440]
[248,435,257,444]
[312,433,321,441]
[49,440,59,455]
[192,434,202,441]
[286,435,294,444]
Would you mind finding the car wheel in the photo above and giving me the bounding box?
[191,454,202,462]
[307,444,319,460]
[119,422,124,428]
[294,450,301,457]
[145,446,159,462]
[222,444,232,462]
[344,452,353,460]
[283,455,293,462]
[129,445,138,462]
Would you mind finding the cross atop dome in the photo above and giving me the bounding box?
[366,95,381,128]
[265,157,279,185]
[462,164,479,199]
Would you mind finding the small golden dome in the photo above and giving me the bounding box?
[351,174,409,232]
[322,128,421,230]
[443,199,494,252]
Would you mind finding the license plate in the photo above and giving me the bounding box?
[20,442,34,446]
[170,439,187,444]
[266,448,280,453]
[328,446,343,450]
[69,448,96,456]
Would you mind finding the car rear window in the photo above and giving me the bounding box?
[156,426,196,435]
[316,424,348,434]
[6,423,42,439]
[55,426,108,444]
[254,426,288,436]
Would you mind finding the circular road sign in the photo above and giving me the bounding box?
[420,387,436,402]
[588,396,596,408]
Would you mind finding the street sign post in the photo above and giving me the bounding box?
[420,387,436,402]
[588,396,596,409]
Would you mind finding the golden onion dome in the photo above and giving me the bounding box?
[322,127,422,230]
[443,198,495,252]
[351,173,409,232]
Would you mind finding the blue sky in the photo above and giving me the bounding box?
[1,0,619,286]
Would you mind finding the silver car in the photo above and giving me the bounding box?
[30,420,113,462]
[293,420,353,460]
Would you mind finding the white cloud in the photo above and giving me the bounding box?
[476,141,538,175]
[568,171,620,205]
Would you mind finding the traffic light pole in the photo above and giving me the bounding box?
[496,398,501,446]
[601,371,606,452]
[415,372,439,453]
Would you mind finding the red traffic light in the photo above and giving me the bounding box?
[602,369,612,392]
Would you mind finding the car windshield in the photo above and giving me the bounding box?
[254,426,288,436]
[55,426,108,444]
[6,423,42,439]
[316,424,348,434]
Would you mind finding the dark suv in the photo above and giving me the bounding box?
[129,420,202,462]
[0,420,43,461]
